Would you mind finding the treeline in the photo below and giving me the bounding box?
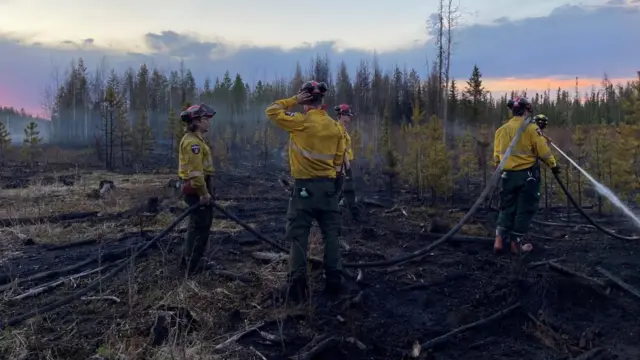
[48,57,640,149]
[45,57,640,210]
[0,106,50,143]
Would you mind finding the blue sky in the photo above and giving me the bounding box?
[0,0,638,115]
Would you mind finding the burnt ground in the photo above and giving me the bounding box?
[0,164,639,360]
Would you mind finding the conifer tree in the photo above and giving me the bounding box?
[424,115,452,202]
[0,120,11,162]
[22,121,42,165]
[132,109,155,166]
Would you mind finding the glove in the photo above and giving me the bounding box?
[551,165,560,175]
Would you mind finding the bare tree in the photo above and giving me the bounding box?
[437,0,444,119]
[442,0,462,146]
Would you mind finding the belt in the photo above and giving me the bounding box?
[294,177,335,183]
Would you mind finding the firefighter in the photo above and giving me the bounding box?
[533,114,548,130]
[265,80,346,301]
[178,103,216,273]
[494,97,559,254]
[334,104,361,220]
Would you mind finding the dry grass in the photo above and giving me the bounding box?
[0,171,176,218]
[0,168,322,359]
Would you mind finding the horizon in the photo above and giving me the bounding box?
[0,0,638,116]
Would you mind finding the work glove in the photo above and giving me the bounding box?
[551,165,560,175]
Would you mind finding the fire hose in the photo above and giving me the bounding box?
[551,171,639,241]
[5,117,634,329]
[221,117,536,268]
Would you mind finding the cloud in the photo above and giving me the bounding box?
[0,2,638,115]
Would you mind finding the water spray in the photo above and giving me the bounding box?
[550,142,640,230]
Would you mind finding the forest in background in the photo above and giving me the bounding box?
[29,55,638,213]
[0,51,638,216]
[0,106,50,143]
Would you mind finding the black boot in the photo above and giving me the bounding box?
[324,271,345,296]
[285,277,309,303]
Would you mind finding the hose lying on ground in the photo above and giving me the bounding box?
[0,204,199,330]
[213,117,534,269]
[552,171,640,241]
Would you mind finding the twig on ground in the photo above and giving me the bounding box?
[548,262,608,290]
[8,263,118,301]
[214,321,265,350]
[259,331,282,343]
[596,266,640,301]
[291,337,341,360]
[574,347,604,360]
[252,252,288,262]
[250,346,268,360]
[468,337,496,349]
[416,302,521,351]
[210,269,253,284]
[81,295,121,303]
[527,257,566,269]
[345,337,366,350]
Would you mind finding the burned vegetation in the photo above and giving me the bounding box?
[0,60,639,360]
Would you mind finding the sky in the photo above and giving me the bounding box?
[0,0,639,117]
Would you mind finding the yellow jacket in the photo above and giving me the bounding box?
[337,122,354,161]
[178,131,214,196]
[266,96,345,179]
[493,116,557,171]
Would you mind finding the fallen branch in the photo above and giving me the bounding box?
[251,252,288,262]
[548,262,607,289]
[8,262,118,302]
[574,347,604,360]
[400,271,467,291]
[0,211,99,228]
[291,336,340,360]
[81,295,121,303]
[0,257,94,292]
[532,219,595,229]
[0,246,133,291]
[527,257,566,269]
[44,231,152,251]
[417,302,521,351]
[213,321,265,350]
[259,331,282,343]
[250,346,268,360]
[596,266,640,301]
[360,198,387,208]
[344,337,366,350]
[210,269,253,284]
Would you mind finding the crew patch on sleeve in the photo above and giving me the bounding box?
[285,111,296,117]
[191,144,200,154]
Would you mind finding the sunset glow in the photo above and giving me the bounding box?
[483,76,635,96]
[1,76,636,119]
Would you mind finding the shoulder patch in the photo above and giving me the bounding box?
[284,111,296,117]
[191,144,200,154]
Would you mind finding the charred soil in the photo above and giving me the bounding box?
[0,164,639,360]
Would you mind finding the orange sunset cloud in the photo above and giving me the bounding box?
[483,76,636,96]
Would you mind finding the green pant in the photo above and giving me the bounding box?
[182,194,213,272]
[496,166,540,236]
[341,168,360,217]
[286,178,342,283]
